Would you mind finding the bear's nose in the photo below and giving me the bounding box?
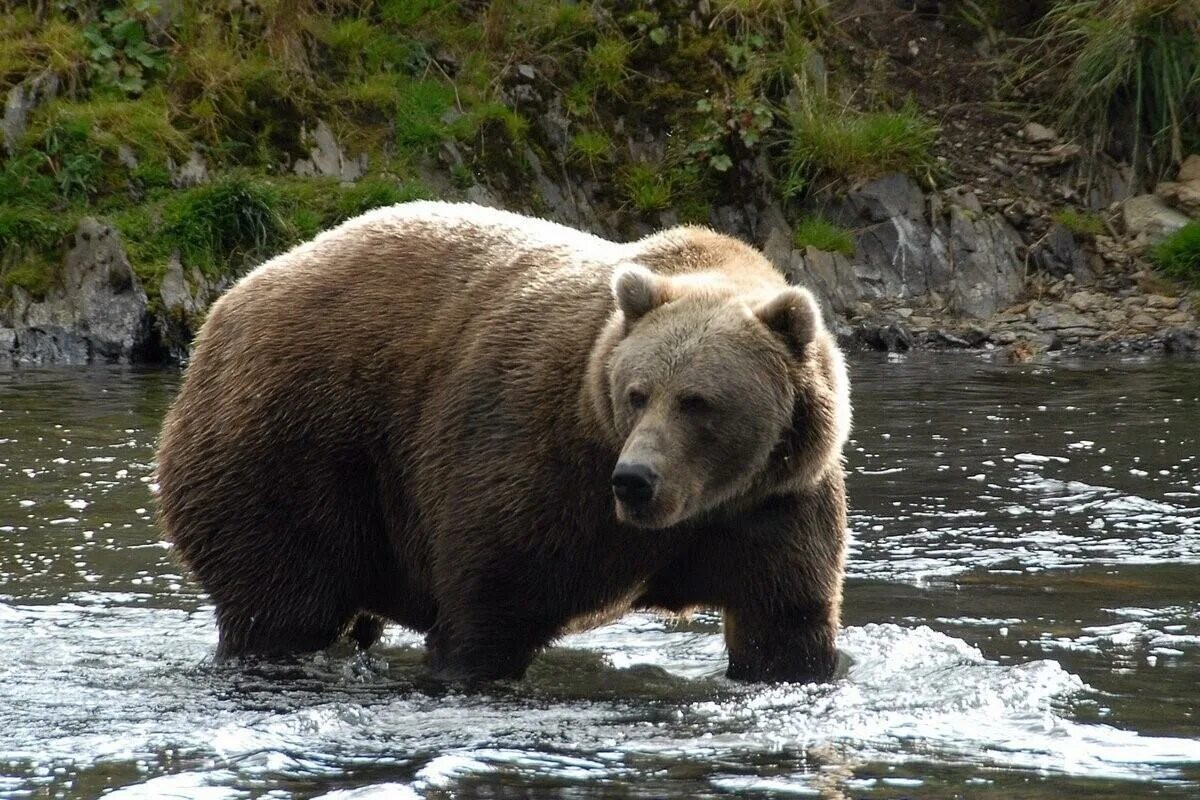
[611,462,658,506]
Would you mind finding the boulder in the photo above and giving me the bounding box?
[9,218,153,364]
[1123,194,1190,243]
[1178,155,1200,183]
[1033,224,1094,282]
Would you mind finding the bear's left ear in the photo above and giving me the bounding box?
[612,264,671,324]
[754,287,820,355]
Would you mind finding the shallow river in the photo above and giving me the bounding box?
[1,354,1198,799]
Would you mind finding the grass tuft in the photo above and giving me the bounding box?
[162,176,287,276]
[1026,0,1200,180]
[1052,208,1107,237]
[792,217,855,256]
[786,100,939,193]
[622,163,673,211]
[1152,221,1200,286]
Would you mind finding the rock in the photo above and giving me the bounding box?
[1035,304,1096,332]
[1163,311,1191,325]
[9,218,154,364]
[1028,143,1080,166]
[1123,194,1190,243]
[1128,312,1159,331]
[2,70,58,154]
[1022,122,1058,144]
[117,144,139,170]
[1164,329,1198,354]
[160,253,196,316]
[1178,155,1200,183]
[857,321,912,352]
[516,64,537,80]
[829,175,1024,319]
[1067,290,1106,312]
[293,119,366,182]
[170,148,209,188]
[935,330,972,348]
[1145,294,1180,309]
[1033,224,1093,282]
[1154,179,1200,216]
[0,326,15,356]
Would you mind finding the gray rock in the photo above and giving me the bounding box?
[0,326,15,354]
[2,70,58,153]
[941,198,1026,318]
[1033,224,1093,282]
[1164,329,1198,354]
[160,253,196,315]
[10,218,152,364]
[170,148,209,188]
[857,321,912,352]
[1123,194,1190,243]
[293,119,366,182]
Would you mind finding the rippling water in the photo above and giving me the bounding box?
[1,354,1198,799]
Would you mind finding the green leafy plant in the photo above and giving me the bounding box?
[1152,221,1200,286]
[793,216,855,256]
[82,2,168,95]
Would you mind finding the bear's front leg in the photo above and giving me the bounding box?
[425,617,551,682]
[722,600,838,683]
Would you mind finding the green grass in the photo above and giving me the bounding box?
[792,216,855,256]
[394,78,457,148]
[583,37,633,94]
[1027,0,1200,180]
[786,100,940,193]
[1052,208,1107,237]
[622,163,673,211]
[1152,222,1200,286]
[161,176,287,277]
[571,129,614,167]
[0,205,70,296]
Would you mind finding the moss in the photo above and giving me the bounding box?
[1152,222,1200,287]
[1052,208,1107,237]
[793,217,855,256]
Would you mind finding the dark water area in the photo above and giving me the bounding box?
[1,353,1198,799]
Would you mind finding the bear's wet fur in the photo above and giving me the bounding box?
[156,202,851,683]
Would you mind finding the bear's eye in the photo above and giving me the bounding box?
[628,388,649,410]
[677,393,710,414]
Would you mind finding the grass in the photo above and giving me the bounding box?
[161,176,288,277]
[1026,0,1200,180]
[792,217,855,256]
[622,163,673,211]
[0,205,70,296]
[1052,208,1107,237]
[571,129,614,167]
[1152,222,1200,286]
[583,37,633,94]
[785,100,940,193]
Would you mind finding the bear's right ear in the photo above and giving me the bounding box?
[612,264,670,324]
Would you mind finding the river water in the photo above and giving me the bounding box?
[1,353,1197,799]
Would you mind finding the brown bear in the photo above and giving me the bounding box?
[156,201,851,683]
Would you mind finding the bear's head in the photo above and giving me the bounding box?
[588,263,850,529]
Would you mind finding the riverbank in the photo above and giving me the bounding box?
[1,1,1197,363]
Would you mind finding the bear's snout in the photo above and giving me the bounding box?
[611,462,659,508]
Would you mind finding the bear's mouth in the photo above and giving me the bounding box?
[613,496,680,530]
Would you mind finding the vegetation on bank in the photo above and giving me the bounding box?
[1152,223,1200,286]
[0,0,1196,302]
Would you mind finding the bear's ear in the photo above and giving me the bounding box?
[612,264,670,324]
[754,287,820,354]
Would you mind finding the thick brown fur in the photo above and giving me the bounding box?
[156,202,851,683]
